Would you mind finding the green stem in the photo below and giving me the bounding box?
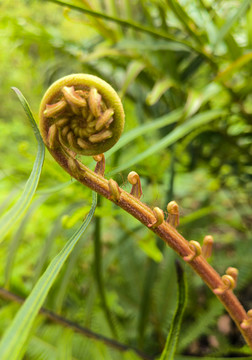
[137,258,159,348]
[93,195,118,338]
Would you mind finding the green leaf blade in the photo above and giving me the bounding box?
[107,107,184,158]
[0,88,45,243]
[215,0,251,47]
[109,109,227,175]
[0,192,97,360]
[159,261,187,360]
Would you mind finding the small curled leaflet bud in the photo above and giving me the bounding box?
[88,88,102,118]
[167,200,179,227]
[213,274,236,295]
[202,235,214,259]
[43,99,67,118]
[93,154,105,176]
[47,124,58,149]
[148,207,164,228]
[183,240,202,262]
[241,310,252,329]
[108,179,121,201]
[127,171,142,199]
[226,267,238,283]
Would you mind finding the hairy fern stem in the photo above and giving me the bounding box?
[39,74,252,350]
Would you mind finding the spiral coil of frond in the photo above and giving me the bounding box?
[39,74,125,156]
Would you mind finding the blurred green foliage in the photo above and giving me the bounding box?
[0,0,252,358]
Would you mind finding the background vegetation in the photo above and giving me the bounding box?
[1,0,252,358]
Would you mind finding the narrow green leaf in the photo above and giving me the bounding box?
[109,109,227,175]
[138,236,163,263]
[215,52,252,82]
[5,197,48,288]
[116,38,190,52]
[33,201,85,285]
[0,189,19,216]
[37,180,74,195]
[0,192,97,360]
[107,108,184,158]
[183,83,221,118]
[166,0,203,45]
[179,206,215,226]
[215,0,251,47]
[93,196,118,337]
[159,261,187,360]
[146,78,174,106]
[120,60,146,98]
[0,88,45,242]
[247,5,252,47]
[46,0,214,63]
[80,48,126,63]
[103,0,123,36]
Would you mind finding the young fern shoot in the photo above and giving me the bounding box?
[39,74,252,350]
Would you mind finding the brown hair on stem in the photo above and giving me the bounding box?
[39,74,252,350]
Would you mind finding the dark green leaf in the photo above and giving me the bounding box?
[159,261,187,360]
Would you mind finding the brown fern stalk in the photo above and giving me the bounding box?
[39,74,252,350]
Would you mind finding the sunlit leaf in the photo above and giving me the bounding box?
[0,88,45,243]
[166,0,203,45]
[183,83,221,118]
[138,236,163,263]
[120,60,146,98]
[215,0,251,47]
[215,52,252,82]
[146,78,174,106]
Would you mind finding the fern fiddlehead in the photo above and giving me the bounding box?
[40,74,124,156]
[39,74,252,350]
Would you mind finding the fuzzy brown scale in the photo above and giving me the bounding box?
[43,85,114,153]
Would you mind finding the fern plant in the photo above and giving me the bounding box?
[1,0,252,359]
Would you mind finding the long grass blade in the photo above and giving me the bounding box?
[159,261,187,360]
[0,88,45,242]
[215,52,252,82]
[0,192,97,360]
[93,196,117,337]
[107,108,184,158]
[215,0,251,47]
[109,109,227,175]
[46,0,214,63]
[166,0,203,45]
[4,196,48,288]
